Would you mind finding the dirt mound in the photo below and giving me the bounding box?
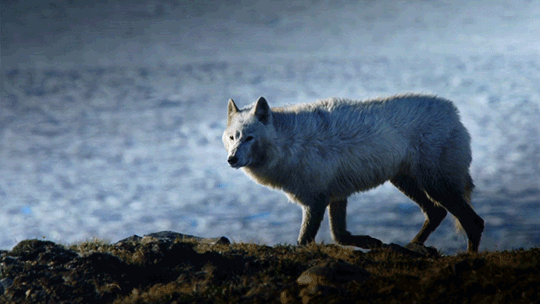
[1,236,539,303]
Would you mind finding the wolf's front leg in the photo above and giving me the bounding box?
[328,199,383,249]
[297,204,326,245]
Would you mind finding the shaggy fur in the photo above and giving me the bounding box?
[223,95,484,252]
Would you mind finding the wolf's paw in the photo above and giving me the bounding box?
[405,242,440,257]
[353,235,384,249]
[334,234,383,249]
[365,236,384,249]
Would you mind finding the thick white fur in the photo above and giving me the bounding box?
[223,94,484,252]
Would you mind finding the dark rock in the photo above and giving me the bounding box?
[0,278,13,295]
[300,284,340,303]
[115,234,142,244]
[115,231,230,246]
[10,239,79,263]
[297,260,371,286]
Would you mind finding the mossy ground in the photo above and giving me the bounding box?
[1,238,538,303]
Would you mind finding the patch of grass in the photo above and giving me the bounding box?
[1,239,539,303]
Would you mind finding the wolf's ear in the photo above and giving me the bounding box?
[254,96,271,124]
[227,99,239,125]
[228,99,239,115]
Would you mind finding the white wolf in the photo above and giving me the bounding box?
[222,95,484,253]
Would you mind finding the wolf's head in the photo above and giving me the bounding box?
[223,96,274,168]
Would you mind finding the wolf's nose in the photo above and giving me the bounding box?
[227,156,238,165]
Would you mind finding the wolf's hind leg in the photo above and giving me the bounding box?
[424,180,484,253]
[328,199,383,249]
[391,174,448,245]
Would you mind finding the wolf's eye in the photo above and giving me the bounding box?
[229,135,234,140]
[245,136,254,142]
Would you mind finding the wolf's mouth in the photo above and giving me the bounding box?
[229,161,249,169]
[228,159,249,169]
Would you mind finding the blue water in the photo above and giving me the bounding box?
[1,0,539,253]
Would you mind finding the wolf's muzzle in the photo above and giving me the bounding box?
[227,155,239,167]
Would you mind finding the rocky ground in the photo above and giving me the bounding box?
[1,232,538,303]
